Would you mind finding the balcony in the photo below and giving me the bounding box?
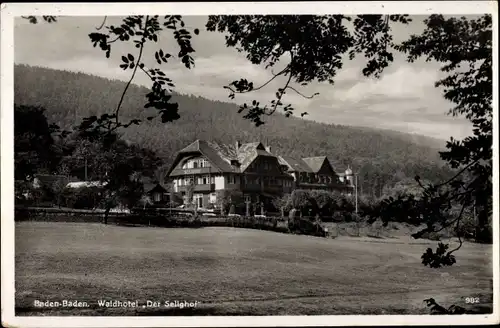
[169,167,216,177]
[177,184,216,193]
[242,184,283,193]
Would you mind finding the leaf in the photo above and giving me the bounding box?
[121,56,129,63]
[127,54,134,62]
[194,28,199,35]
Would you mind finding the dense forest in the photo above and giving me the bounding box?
[14,64,454,197]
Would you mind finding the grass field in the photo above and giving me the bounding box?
[15,222,493,315]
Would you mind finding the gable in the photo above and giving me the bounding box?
[302,157,326,173]
[316,158,336,176]
[255,143,266,150]
[244,155,283,175]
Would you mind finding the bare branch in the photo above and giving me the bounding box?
[96,16,107,30]
[139,66,153,80]
[266,54,294,116]
[115,15,148,125]
[224,65,290,95]
[107,36,121,44]
[435,158,480,188]
[286,86,320,99]
[447,202,466,255]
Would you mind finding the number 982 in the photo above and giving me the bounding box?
[465,297,480,304]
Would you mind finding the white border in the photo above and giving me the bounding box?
[1,2,499,327]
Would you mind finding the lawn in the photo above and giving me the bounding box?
[14,222,493,316]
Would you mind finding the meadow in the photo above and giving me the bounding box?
[14,222,493,315]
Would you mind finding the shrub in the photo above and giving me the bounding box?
[288,214,327,237]
[62,187,102,209]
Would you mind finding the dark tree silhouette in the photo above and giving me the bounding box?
[14,104,67,180]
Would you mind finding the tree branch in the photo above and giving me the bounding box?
[435,158,480,188]
[224,65,290,94]
[114,15,148,125]
[266,61,294,116]
[286,86,319,99]
[140,66,153,80]
[96,16,107,30]
[107,36,121,44]
[447,202,466,255]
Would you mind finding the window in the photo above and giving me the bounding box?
[154,192,161,202]
[245,195,251,203]
[263,161,269,170]
[228,175,238,184]
[193,161,198,168]
[210,176,215,184]
[202,176,208,184]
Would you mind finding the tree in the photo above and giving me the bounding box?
[139,194,153,210]
[206,15,412,126]
[290,189,311,216]
[370,15,492,266]
[309,190,335,216]
[215,190,244,215]
[61,133,162,223]
[14,104,66,180]
[51,179,68,208]
[381,177,432,199]
[185,179,195,208]
[271,193,291,217]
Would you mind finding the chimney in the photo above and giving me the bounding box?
[235,140,241,149]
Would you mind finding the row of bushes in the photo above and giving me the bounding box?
[15,207,328,238]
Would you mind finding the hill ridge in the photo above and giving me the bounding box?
[14,64,453,197]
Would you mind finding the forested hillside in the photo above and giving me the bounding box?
[14,64,454,197]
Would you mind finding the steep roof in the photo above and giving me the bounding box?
[66,181,107,189]
[144,183,168,194]
[33,174,69,188]
[168,140,277,176]
[237,142,273,172]
[278,156,313,173]
[176,139,237,173]
[302,156,328,173]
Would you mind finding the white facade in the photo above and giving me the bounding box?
[215,176,225,190]
[209,193,217,204]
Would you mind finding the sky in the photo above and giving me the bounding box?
[14,15,474,141]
